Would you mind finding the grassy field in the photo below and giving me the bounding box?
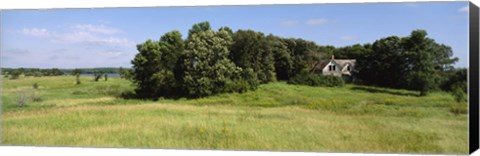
[1,76,469,154]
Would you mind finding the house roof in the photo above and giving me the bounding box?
[310,59,356,73]
[333,59,356,67]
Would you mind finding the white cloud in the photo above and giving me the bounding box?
[20,24,132,47]
[97,51,124,58]
[280,20,298,27]
[4,48,30,56]
[306,18,327,26]
[459,6,469,13]
[73,24,120,34]
[339,35,356,41]
[21,28,51,38]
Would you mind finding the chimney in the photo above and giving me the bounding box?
[331,55,335,60]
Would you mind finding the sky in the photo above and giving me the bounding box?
[0,1,470,68]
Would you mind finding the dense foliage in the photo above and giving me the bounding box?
[440,68,467,93]
[131,30,185,98]
[131,22,260,98]
[288,72,344,87]
[129,22,463,98]
[175,28,245,97]
[230,30,276,83]
[352,30,459,96]
[2,68,64,79]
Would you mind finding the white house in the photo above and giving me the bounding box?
[311,55,356,82]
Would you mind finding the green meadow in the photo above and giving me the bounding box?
[1,76,468,154]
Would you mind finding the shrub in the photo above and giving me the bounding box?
[321,75,345,87]
[450,103,467,115]
[449,84,468,115]
[76,74,81,85]
[15,90,42,107]
[226,68,260,93]
[15,91,30,107]
[288,72,344,87]
[451,85,467,103]
[119,90,138,99]
[94,74,102,82]
[10,71,20,80]
[31,94,43,102]
[33,83,39,89]
[225,80,249,93]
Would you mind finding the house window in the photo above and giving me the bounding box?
[347,65,351,71]
[329,65,336,71]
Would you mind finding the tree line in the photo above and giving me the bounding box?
[130,21,465,99]
[332,30,465,95]
[1,67,133,80]
[2,68,64,79]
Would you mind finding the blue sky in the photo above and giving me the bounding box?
[1,1,470,68]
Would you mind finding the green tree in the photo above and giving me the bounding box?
[131,31,185,98]
[218,26,233,36]
[402,30,448,96]
[440,68,467,93]
[131,40,162,98]
[282,38,321,78]
[10,70,20,80]
[104,74,108,81]
[176,29,243,97]
[71,68,82,76]
[119,67,133,80]
[50,68,64,76]
[355,30,457,96]
[356,36,406,88]
[94,71,102,81]
[230,30,276,83]
[76,74,81,85]
[187,21,211,40]
[267,35,294,80]
[333,44,369,59]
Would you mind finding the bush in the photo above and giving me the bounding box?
[450,85,468,115]
[33,83,39,89]
[322,75,346,87]
[94,74,102,81]
[76,74,81,85]
[451,85,467,103]
[15,90,43,107]
[31,94,43,102]
[15,91,30,107]
[288,72,344,87]
[227,68,260,93]
[450,103,467,115]
[10,71,20,80]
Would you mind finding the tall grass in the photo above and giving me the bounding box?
[1,76,469,154]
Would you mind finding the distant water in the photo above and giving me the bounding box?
[79,73,120,78]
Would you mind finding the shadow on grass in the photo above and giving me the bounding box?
[118,90,190,101]
[350,86,420,97]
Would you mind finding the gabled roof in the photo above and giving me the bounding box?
[333,59,356,67]
[310,59,356,73]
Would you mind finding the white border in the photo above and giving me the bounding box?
[0,146,456,156]
[0,0,478,156]
[0,0,473,10]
